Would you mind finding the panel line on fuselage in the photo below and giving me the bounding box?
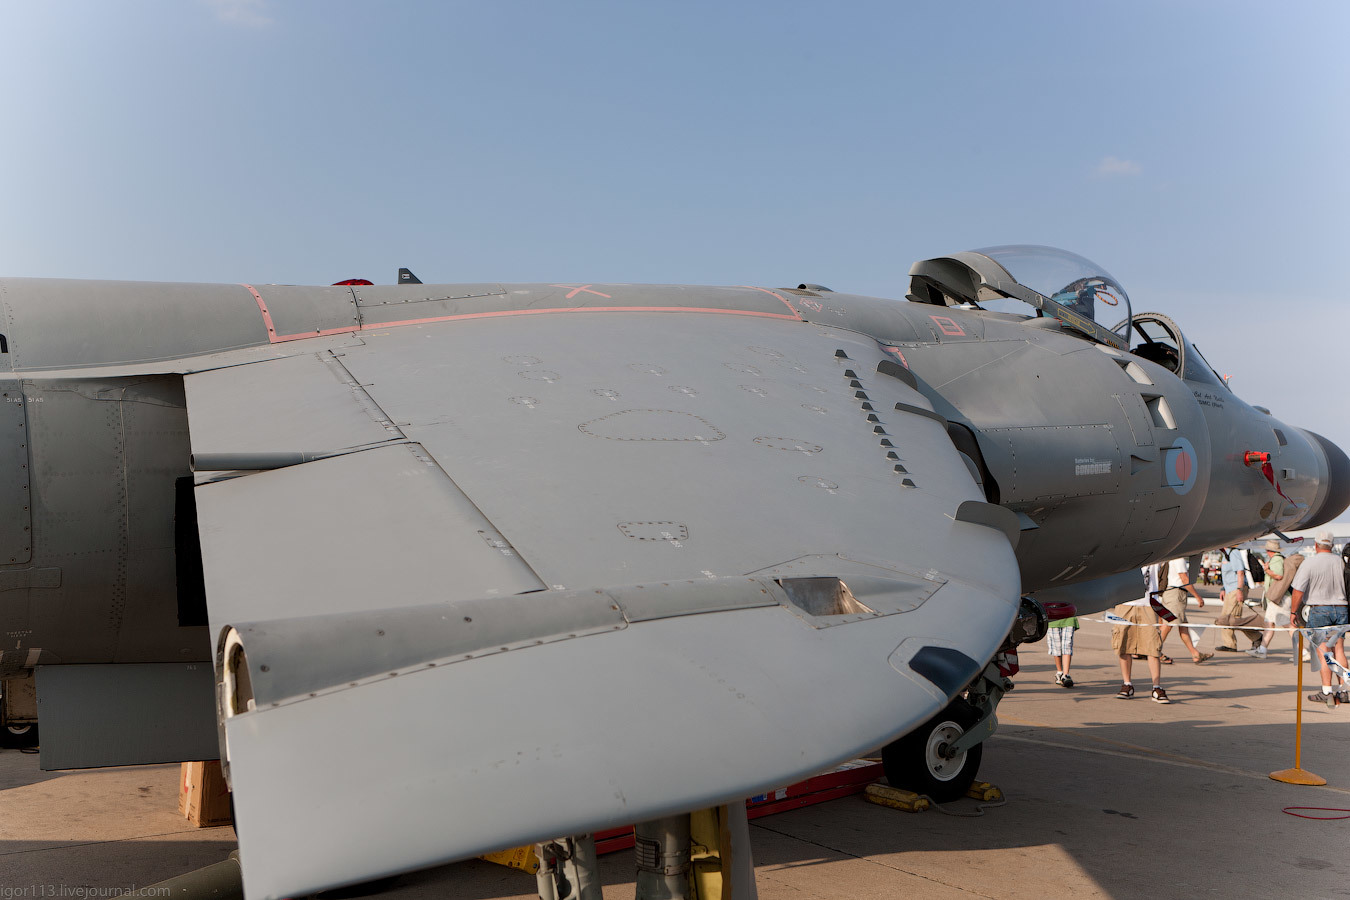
[243,283,804,345]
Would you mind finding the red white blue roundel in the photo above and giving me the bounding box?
[1164,437,1198,495]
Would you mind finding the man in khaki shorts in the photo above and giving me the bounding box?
[1113,563,1171,703]
[1156,557,1213,665]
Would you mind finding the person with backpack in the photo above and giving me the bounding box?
[1249,539,1303,658]
[1217,546,1260,651]
[1113,562,1172,703]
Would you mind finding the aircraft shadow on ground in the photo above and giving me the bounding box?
[1,839,239,892]
[387,716,1350,898]
[0,747,64,789]
[6,717,1348,898]
[742,718,1350,897]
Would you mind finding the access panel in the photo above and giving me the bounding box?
[0,379,31,565]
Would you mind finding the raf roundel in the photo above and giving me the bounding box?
[1164,436,1199,495]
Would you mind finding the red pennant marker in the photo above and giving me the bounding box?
[1244,451,1296,506]
[1260,460,1296,505]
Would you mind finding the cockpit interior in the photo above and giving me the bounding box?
[1121,312,1228,388]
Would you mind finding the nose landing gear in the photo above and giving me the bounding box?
[881,698,983,802]
[881,597,1049,802]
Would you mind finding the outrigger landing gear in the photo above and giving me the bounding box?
[882,596,1047,802]
[1,722,37,748]
[537,804,759,900]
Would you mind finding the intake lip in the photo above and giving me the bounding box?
[1297,429,1350,529]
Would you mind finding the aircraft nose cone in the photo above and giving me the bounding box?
[1298,429,1350,529]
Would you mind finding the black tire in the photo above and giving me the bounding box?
[881,699,982,803]
[1,723,38,749]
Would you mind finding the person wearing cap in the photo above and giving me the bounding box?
[1289,531,1349,707]
[1249,538,1303,658]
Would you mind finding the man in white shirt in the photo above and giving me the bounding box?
[1156,557,1212,665]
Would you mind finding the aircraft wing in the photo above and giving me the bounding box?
[183,298,1021,899]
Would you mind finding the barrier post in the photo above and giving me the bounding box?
[1270,631,1326,786]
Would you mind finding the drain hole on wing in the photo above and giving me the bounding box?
[777,577,874,617]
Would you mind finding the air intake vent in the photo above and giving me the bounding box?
[776,577,874,617]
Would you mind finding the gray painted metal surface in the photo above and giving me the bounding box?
[184,351,400,456]
[221,574,939,712]
[634,816,691,899]
[1031,568,1150,614]
[0,279,269,369]
[0,379,30,565]
[325,314,998,591]
[187,304,1022,898]
[248,284,359,340]
[1,376,199,675]
[191,450,345,471]
[0,249,1343,900]
[224,579,1013,899]
[195,442,549,639]
[36,662,218,769]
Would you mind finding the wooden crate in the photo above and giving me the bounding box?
[179,760,234,827]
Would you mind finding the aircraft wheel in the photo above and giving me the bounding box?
[1,723,38,749]
[881,699,982,803]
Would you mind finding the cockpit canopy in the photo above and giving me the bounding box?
[1118,312,1229,390]
[908,245,1132,350]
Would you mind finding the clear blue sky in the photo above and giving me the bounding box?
[2,1,1347,459]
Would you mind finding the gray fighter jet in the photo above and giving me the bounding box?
[0,245,1345,899]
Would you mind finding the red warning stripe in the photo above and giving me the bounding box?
[739,286,806,319]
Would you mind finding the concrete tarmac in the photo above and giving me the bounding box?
[3,585,1348,899]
